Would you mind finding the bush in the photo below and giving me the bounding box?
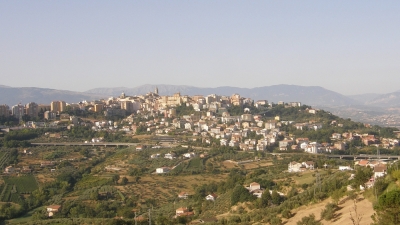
[320,203,338,221]
[296,214,322,225]
[282,209,292,219]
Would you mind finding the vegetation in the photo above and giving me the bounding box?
[0,100,399,224]
[372,189,400,225]
[296,213,322,225]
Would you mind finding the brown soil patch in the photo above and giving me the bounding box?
[242,163,259,170]
[222,160,237,169]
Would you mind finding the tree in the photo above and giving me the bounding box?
[372,189,400,225]
[112,174,120,184]
[282,209,292,219]
[135,176,141,183]
[271,190,282,205]
[260,190,271,207]
[321,203,337,221]
[349,199,363,225]
[296,214,322,225]
[121,177,128,185]
[353,166,373,189]
[231,185,256,205]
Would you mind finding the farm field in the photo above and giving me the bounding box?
[0,175,39,203]
[185,157,204,172]
[116,173,228,204]
[3,175,38,193]
[292,170,328,185]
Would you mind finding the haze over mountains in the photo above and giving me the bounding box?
[1,84,400,108]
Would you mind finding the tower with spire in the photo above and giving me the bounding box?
[155,86,159,95]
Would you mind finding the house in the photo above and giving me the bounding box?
[296,137,309,144]
[357,160,370,167]
[47,205,61,217]
[331,133,342,139]
[239,143,249,151]
[374,164,387,178]
[362,135,379,146]
[251,189,264,198]
[308,109,317,114]
[333,142,346,150]
[4,166,15,174]
[339,166,353,171]
[136,145,144,151]
[288,161,303,172]
[21,166,32,173]
[256,143,266,151]
[220,139,228,146]
[205,194,218,201]
[302,161,315,170]
[178,192,190,199]
[156,167,170,174]
[305,142,322,154]
[164,153,176,159]
[291,145,299,150]
[23,149,32,154]
[150,153,160,159]
[183,152,195,158]
[248,182,261,191]
[176,207,194,217]
[229,140,239,147]
[279,140,293,151]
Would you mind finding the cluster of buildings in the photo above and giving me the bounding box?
[287,161,315,172]
[0,101,67,121]
[355,159,388,190]
[2,89,399,155]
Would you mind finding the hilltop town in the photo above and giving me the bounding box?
[0,88,399,224]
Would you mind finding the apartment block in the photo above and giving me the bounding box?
[0,105,10,117]
[51,101,66,113]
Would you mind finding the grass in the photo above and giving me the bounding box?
[187,158,203,169]
[292,170,327,185]
[74,175,112,190]
[6,206,46,224]
[3,175,38,193]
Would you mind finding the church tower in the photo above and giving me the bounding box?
[155,86,159,95]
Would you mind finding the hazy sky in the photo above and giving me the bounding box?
[1,1,399,95]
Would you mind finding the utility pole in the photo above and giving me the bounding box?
[148,209,151,225]
[314,172,321,197]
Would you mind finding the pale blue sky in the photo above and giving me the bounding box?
[1,1,399,95]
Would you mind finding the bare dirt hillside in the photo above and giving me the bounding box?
[285,196,374,225]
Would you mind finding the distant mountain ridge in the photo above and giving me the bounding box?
[1,84,399,108]
[365,91,400,107]
[0,86,103,106]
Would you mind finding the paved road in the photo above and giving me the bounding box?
[31,142,139,147]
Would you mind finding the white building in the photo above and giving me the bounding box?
[156,167,170,174]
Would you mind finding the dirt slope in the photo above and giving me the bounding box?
[285,196,374,225]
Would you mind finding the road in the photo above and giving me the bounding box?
[31,142,139,147]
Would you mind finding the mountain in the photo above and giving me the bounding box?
[0,86,103,106]
[364,91,400,108]
[346,93,381,104]
[86,84,361,107]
